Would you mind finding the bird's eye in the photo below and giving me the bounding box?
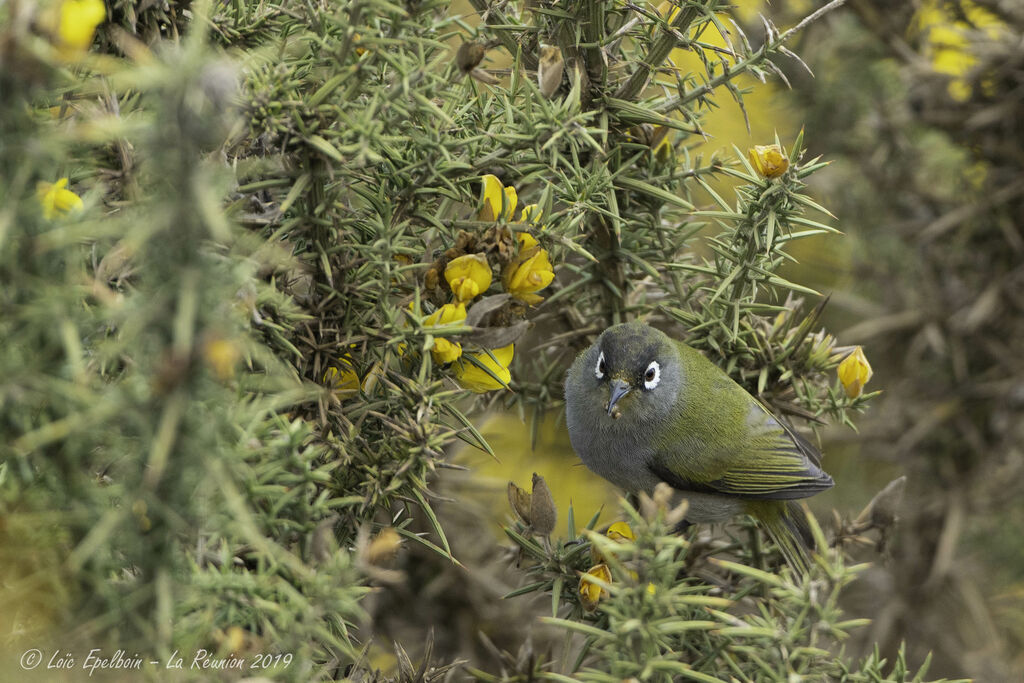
[595,351,606,379]
[643,361,660,390]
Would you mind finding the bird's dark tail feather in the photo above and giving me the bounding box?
[758,501,816,575]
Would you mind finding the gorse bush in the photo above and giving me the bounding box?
[0,0,966,680]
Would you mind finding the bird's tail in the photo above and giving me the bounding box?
[749,501,816,575]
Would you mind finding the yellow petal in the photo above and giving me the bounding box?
[579,563,612,611]
[506,249,554,298]
[519,205,544,230]
[517,233,539,252]
[445,254,492,302]
[455,344,513,392]
[479,174,517,221]
[37,177,84,220]
[57,0,107,54]
[838,346,873,398]
[502,186,518,220]
[203,338,240,381]
[424,302,467,327]
[431,337,462,364]
[606,521,635,542]
[747,144,789,179]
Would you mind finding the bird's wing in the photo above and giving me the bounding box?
[651,398,833,501]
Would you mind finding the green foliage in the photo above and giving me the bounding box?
[497,496,964,681]
[0,0,944,679]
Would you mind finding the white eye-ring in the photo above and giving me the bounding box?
[643,361,660,390]
[595,351,607,379]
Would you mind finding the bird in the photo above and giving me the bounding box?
[564,321,834,572]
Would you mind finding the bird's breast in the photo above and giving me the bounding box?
[565,401,663,493]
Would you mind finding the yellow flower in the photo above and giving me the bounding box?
[353,33,368,57]
[579,563,612,612]
[445,254,492,302]
[222,626,246,654]
[479,174,518,222]
[910,1,1004,101]
[748,144,789,179]
[838,346,873,399]
[503,224,555,305]
[203,337,241,381]
[36,177,84,219]
[424,302,466,364]
[515,205,544,251]
[56,0,107,56]
[455,344,513,392]
[606,521,635,542]
[504,248,554,305]
[517,231,538,250]
[592,521,636,563]
[324,360,360,397]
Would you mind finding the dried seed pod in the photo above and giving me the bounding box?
[537,45,564,98]
[508,481,533,525]
[529,472,557,536]
[456,41,485,74]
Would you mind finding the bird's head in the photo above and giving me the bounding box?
[577,322,682,424]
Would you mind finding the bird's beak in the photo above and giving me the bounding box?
[606,378,631,416]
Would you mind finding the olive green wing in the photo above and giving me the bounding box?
[698,401,834,500]
[651,344,833,500]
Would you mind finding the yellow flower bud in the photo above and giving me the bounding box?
[579,563,612,612]
[54,0,106,57]
[479,174,518,222]
[606,521,635,542]
[747,144,790,179]
[203,337,241,381]
[455,344,513,392]
[223,626,246,654]
[353,33,368,57]
[445,254,492,301]
[424,302,466,364]
[838,346,873,398]
[503,247,554,305]
[592,521,636,563]
[36,178,84,219]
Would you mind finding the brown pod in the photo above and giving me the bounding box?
[537,45,565,98]
[456,41,485,74]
